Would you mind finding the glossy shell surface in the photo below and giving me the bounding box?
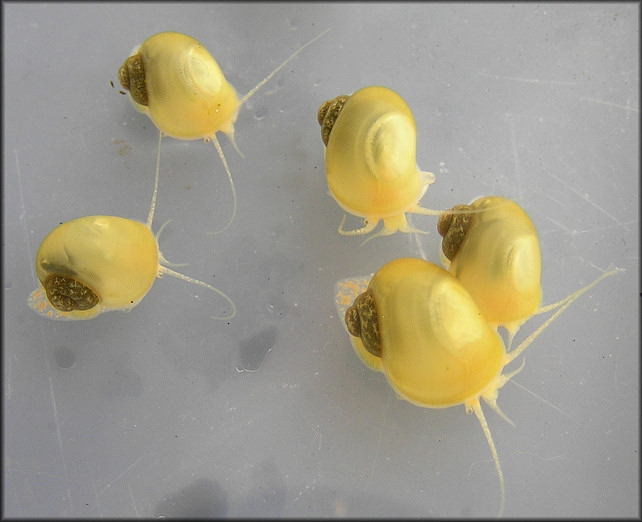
[443,196,542,327]
[30,216,159,319]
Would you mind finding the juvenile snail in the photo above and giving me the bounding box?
[335,257,618,516]
[437,196,541,338]
[318,86,458,243]
[436,195,602,352]
[119,28,331,233]
[28,134,236,320]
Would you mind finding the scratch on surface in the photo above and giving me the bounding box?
[546,170,630,232]
[366,393,391,488]
[91,476,104,517]
[546,218,574,235]
[468,449,565,478]
[15,149,28,224]
[5,353,10,399]
[16,148,75,513]
[547,217,638,236]
[47,374,74,510]
[506,113,522,199]
[478,72,577,86]
[99,439,160,494]
[128,481,139,517]
[545,193,567,210]
[509,379,572,419]
[6,468,66,480]
[580,97,639,113]
[508,450,566,462]
[5,353,17,400]
[306,421,322,452]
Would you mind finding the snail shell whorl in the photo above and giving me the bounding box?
[447,196,542,326]
[118,54,149,106]
[368,258,505,407]
[318,94,349,146]
[437,204,474,261]
[44,275,99,312]
[345,289,382,357]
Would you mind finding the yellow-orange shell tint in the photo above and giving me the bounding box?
[446,196,542,328]
[354,258,505,408]
[30,216,159,320]
[121,31,239,140]
[324,86,433,228]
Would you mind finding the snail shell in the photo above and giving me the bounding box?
[29,216,159,320]
[335,257,516,516]
[343,258,505,408]
[318,86,435,237]
[118,31,239,140]
[438,196,542,328]
[335,256,619,517]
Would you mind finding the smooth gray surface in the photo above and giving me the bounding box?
[3,2,639,518]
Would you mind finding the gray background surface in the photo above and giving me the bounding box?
[3,2,639,517]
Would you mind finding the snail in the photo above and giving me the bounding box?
[437,195,542,340]
[28,134,236,321]
[436,195,605,350]
[318,86,459,243]
[335,257,619,516]
[119,28,331,233]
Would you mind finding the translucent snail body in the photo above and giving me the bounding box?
[119,29,330,233]
[31,216,159,320]
[318,86,436,240]
[28,134,236,321]
[438,196,542,332]
[346,258,506,407]
[335,256,618,516]
[119,31,239,141]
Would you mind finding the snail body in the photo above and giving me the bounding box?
[343,258,505,407]
[119,29,330,233]
[28,134,236,321]
[318,86,436,240]
[30,216,159,320]
[437,196,542,333]
[334,256,619,516]
[119,31,239,141]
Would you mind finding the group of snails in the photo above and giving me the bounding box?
[322,85,618,516]
[27,28,618,516]
[28,28,330,320]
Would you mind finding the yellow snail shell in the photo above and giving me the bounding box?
[334,256,619,516]
[318,86,436,240]
[29,216,159,320]
[118,31,239,140]
[340,258,505,408]
[437,196,542,332]
[119,29,331,234]
[28,135,236,321]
